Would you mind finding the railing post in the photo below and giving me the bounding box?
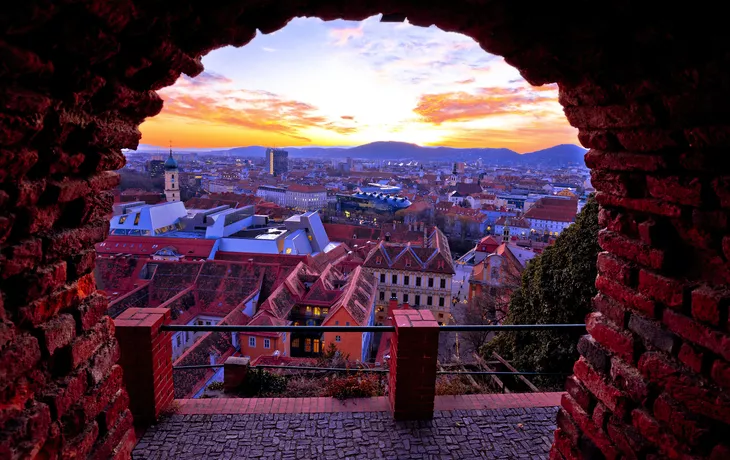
[114,308,173,427]
[389,309,440,420]
[224,356,250,392]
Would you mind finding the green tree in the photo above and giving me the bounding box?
[482,196,599,389]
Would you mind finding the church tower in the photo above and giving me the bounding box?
[164,147,179,202]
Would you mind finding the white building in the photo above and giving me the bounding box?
[164,150,180,202]
[256,184,328,210]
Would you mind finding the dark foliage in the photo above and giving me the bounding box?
[482,196,599,389]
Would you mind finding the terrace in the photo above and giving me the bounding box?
[115,308,583,458]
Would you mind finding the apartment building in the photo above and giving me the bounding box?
[363,227,455,324]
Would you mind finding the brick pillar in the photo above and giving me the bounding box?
[114,308,173,427]
[388,309,439,420]
[224,356,250,392]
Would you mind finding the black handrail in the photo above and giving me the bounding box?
[160,323,585,333]
[170,364,568,376]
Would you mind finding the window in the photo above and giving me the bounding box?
[292,338,299,348]
[264,338,271,349]
[314,339,321,353]
[249,337,256,347]
[392,274,397,284]
[416,277,421,287]
[118,215,127,224]
[335,335,341,342]
[391,292,396,301]
[376,257,382,265]
[175,335,181,348]
[380,273,385,283]
[313,307,321,316]
[304,338,312,352]
[403,294,409,303]
[346,322,350,326]
[428,278,434,288]
[415,295,421,305]
[335,321,339,325]
[440,279,446,289]
[306,305,312,314]
[404,276,409,286]
[379,291,385,301]
[322,308,329,316]
[439,297,445,307]
[405,258,411,267]
[427,296,433,306]
[133,213,140,225]
[282,332,286,342]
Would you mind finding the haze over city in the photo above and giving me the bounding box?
[140,15,578,153]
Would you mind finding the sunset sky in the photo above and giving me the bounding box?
[139,15,578,153]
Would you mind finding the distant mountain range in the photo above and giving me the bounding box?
[134,142,588,166]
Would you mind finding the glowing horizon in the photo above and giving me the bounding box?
[139,15,578,154]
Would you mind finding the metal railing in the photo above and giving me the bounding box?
[164,323,586,377]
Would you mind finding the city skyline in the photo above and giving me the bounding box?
[140,15,578,153]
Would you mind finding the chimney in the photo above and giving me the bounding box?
[388,294,399,316]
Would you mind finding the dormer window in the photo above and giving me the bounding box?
[376,256,382,265]
[405,258,411,267]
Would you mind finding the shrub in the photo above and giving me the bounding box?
[435,376,482,395]
[207,381,224,391]
[284,376,323,398]
[323,373,383,400]
[238,369,288,397]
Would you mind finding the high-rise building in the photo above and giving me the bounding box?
[164,149,180,202]
[266,148,288,176]
[147,160,165,179]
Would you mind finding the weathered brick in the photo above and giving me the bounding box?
[610,356,650,404]
[596,275,656,318]
[596,252,635,286]
[98,389,129,434]
[663,309,730,361]
[615,128,683,152]
[691,286,728,326]
[591,402,610,430]
[628,313,678,353]
[607,419,648,459]
[54,316,114,375]
[574,358,630,417]
[60,420,99,460]
[637,269,685,309]
[565,375,594,413]
[713,176,730,208]
[577,335,610,374]
[88,340,120,386]
[7,260,67,305]
[73,293,109,332]
[631,408,689,460]
[653,393,711,446]
[592,294,629,328]
[0,334,41,390]
[18,273,96,327]
[37,313,76,357]
[596,193,682,219]
[561,393,620,460]
[646,175,703,206]
[586,312,636,363]
[0,238,42,279]
[584,150,666,172]
[42,222,108,262]
[677,343,707,374]
[710,359,730,390]
[598,230,666,271]
[639,352,730,424]
[41,371,87,420]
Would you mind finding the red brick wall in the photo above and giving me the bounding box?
[1,1,729,459]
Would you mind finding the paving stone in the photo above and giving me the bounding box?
[133,407,558,459]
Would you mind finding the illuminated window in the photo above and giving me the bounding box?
[322,308,329,316]
[118,215,128,224]
[133,213,140,225]
[292,338,299,348]
[314,339,321,353]
[304,339,312,352]
[313,307,321,316]
[305,306,312,314]
[249,337,256,347]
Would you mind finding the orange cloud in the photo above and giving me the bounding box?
[340,115,355,120]
[456,78,476,85]
[413,87,556,124]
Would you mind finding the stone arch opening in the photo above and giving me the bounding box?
[2,2,730,459]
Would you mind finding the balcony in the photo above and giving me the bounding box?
[115,308,583,458]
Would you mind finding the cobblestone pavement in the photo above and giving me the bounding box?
[133,406,557,459]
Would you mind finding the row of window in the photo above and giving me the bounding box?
[378,291,446,307]
[377,273,447,289]
[249,337,271,348]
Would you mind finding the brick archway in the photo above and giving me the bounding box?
[2,1,729,458]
